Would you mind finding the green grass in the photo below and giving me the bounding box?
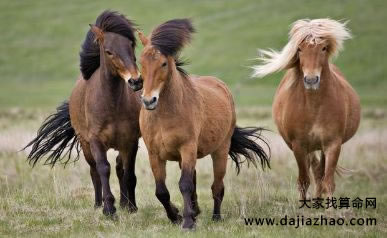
[0,111,386,237]
[0,0,386,109]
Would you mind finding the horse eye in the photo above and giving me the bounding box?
[322,46,327,51]
[105,50,113,56]
[161,62,167,67]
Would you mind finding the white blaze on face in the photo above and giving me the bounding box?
[303,68,322,80]
[120,71,132,83]
[142,87,161,102]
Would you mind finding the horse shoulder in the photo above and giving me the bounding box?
[272,70,297,140]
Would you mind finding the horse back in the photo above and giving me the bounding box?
[69,75,88,140]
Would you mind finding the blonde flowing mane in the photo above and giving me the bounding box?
[252,18,352,78]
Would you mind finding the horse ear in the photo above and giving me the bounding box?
[89,24,104,44]
[137,30,149,46]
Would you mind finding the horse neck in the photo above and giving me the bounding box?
[293,61,335,105]
[97,56,127,106]
[158,68,195,115]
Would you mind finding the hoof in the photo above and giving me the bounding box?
[94,203,102,209]
[168,204,182,224]
[171,214,183,225]
[127,205,138,214]
[193,206,201,217]
[182,217,196,230]
[212,214,222,221]
[119,201,127,208]
[103,205,117,216]
[119,201,138,213]
[182,225,196,232]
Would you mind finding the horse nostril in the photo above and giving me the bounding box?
[304,76,319,84]
[151,97,157,104]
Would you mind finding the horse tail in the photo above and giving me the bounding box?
[310,152,355,177]
[228,126,271,174]
[23,101,80,167]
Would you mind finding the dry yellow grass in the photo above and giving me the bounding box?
[0,108,386,237]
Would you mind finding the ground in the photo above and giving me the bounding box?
[0,0,386,237]
[0,108,386,237]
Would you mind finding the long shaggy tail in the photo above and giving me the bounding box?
[23,101,80,167]
[229,126,271,174]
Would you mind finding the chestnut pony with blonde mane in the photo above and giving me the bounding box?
[135,19,270,230]
[253,19,360,199]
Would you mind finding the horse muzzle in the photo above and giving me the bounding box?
[128,76,143,91]
[303,76,320,90]
[141,96,158,110]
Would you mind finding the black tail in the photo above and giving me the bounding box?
[23,101,80,167]
[229,126,271,174]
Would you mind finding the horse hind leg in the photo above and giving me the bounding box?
[211,146,228,221]
[310,151,326,197]
[126,141,139,213]
[115,154,129,209]
[80,140,102,208]
[117,141,139,213]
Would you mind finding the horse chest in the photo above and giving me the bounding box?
[142,120,191,160]
[98,120,137,149]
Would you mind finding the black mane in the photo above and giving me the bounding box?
[79,10,137,80]
[150,19,195,78]
[175,57,189,77]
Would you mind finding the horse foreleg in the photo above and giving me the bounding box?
[80,140,102,208]
[191,169,201,218]
[90,139,116,216]
[179,144,197,230]
[292,144,310,200]
[150,156,182,224]
[322,142,341,198]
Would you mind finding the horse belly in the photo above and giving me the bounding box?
[195,77,235,158]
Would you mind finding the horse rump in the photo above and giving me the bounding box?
[23,101,80,167]
[229,126,271,174]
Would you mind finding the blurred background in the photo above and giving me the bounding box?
[0,1,386,237]
[1,0,386,109]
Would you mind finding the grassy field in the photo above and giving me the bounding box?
[0,0,387,109]
[0,110,386,237]
[1,0,387,237]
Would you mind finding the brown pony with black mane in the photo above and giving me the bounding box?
[134,19,270,230]
[24,10,142,216]
[253,19,361,199]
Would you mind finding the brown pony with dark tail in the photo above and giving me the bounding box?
[25,11,142,216]
[134,19,270,230]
